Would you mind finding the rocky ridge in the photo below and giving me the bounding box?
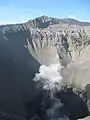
[27,15,90,28]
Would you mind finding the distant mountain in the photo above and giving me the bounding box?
[1,15,90,29]
[27,15,90,28]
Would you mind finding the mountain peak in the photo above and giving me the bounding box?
[27,15,90,28]
[38,15,50,19]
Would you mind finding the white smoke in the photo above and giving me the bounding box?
[33,63,64,92]
[33,64,70,120]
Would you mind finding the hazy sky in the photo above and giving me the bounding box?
[0,0,90,24]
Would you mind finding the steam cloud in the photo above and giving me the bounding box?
[33,64,64,92]
[33,64,71,120]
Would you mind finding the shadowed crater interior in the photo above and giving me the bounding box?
[55,88,89,120]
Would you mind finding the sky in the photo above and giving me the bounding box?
[0,0,90,25]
